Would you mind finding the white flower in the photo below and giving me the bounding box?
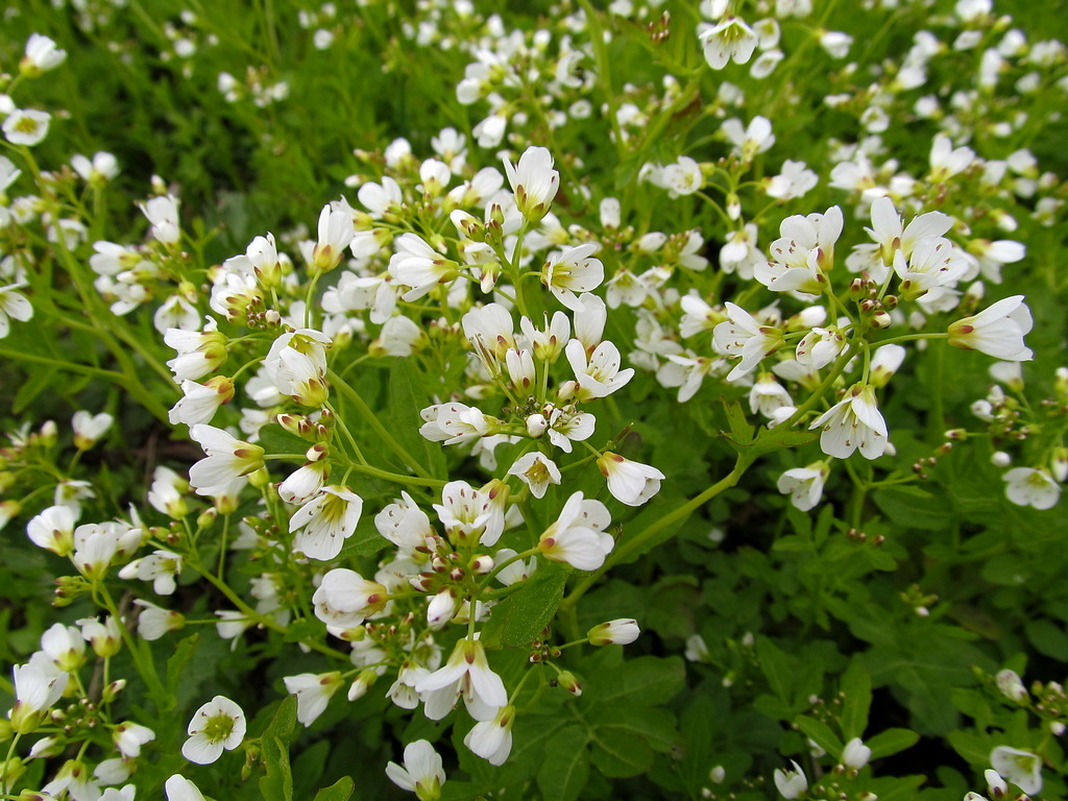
[698,17,759,69]
[587,619,640,646]
[386,740,446,800]
[312,568,388,630]
[996,669,1028,703]
[564,338,634,400]
[3,109,51,146]
[133,599,184,641]
[810,383,889,460]
[289,485,364,561]
[503,146,559,222]
[312,203,355,272]
[990,745,1042,796]
[0,284,34,338]
[433,480,505,548]
[756,206,844,295]
[712,302,784,382]
[118,549,183,595]
[71,411,113,450]
[464,705,516,765]
[721,116,775,162]
[773,760,808,799]
[538,491,614,570]
[507,452,561,499]
[866,196,952,266]
[948,295,1033,361]
[139,195,181,244]
[389,233,458,301]
[165,775,207,801]
[777,462,830,511]
[113,722,156,758]
[543,244,604,311]
[597,452,665,507]
[415,637,507,721]
[1003,467,1061,510]
[284,672,345,726]
[841,737,872,769]
[22,34,67,74]
[375,491,433,552]
[188,425,265,497]
[168,377,235,427]
[26,504,77,556]
[181,695,246,764]
[10,661,68,733]
[165,324,228,381]
[263,328,331,407]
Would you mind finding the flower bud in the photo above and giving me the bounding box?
[587,618,641,646]
[996,669,1029,703]
[841,737,872,769]
[556,670,582,696]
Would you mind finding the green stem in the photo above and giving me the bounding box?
[560,452,754,611]
[327,370,434,480]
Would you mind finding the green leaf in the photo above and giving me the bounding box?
[1025,619,1068,661]
[586,656,685,706]
[258,423,312,455]
[261,693,299,742]
[748,425,818,455]
[756,637,793,703]
[164,634,200,710]
[720,399,754,447]
[839,661,873,741]
[312,777,354,801]
[537,725,589,801]
[482,565,567,648]
[259,735,293,801]
[591,704,678,754]
[796,715,843,759]
[589,729,654,778]
[387,359,447,480]
[866,728,920,759]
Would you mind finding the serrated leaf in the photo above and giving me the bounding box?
[840,661,873,741]
[796,715,843,759]
[590,729,654,777]
[482,566,567,648]
[312,777,354,801]
[258,424,312,456]
[866,728,920,759]
[537,725,589,801]
[586,656,685,706]
[720,399,754,446]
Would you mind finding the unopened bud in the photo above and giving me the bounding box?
[102,679,127,704]
[556,670,582,696]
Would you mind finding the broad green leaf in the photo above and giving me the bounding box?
[537,725,589,801]
[867,728,920,759]
[1025,619,1068,661]
[258,423,312,455]
[591,704,678,753]
[312,777,354,801]
[839,661,873,741]
[756,637,793,703]
[482,564,567,648]
[585,656,685,706]
[796,715,843,759]
[589,729,654,778]
[387,359,447,480]
[749,425,818,455]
